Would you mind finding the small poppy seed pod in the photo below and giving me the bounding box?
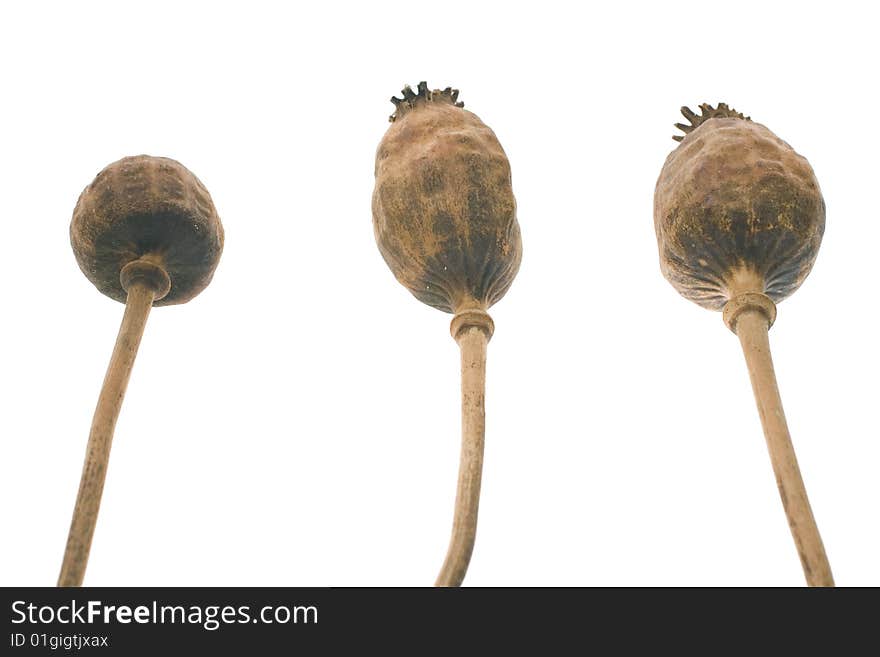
[373,83,521,587]
[653,105,833,587]
[373,81,522,314]
[655,103,824,310]
[59,156,223,587]
[71,155,224,306]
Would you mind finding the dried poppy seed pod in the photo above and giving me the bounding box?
[59,156,223,587]
[71,155,224,306]
[373,81,522,314]
[653,104,833,587]
[655,103,824,310]
[373,83,522,587]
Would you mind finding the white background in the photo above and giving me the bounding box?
[1,1,877,587]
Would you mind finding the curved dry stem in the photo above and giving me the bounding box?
[733,307,834,587]
[435,322,490,587]
[58,282,156,586]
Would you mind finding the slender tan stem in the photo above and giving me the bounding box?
[732,303,833,587]
[435,311,492,587]
[58,281,156,586]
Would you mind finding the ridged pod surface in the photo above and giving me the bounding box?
[654,104,825,310]
[373,82,522,313]
[71,155,224,306]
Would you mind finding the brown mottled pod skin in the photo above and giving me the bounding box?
[71,155,224,305]
[654,104,824,309]
[373,82,522,313]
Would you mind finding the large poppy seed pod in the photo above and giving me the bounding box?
[71,155,224,306]
[653,104,833,587]
[654,103,824,310]
[59,156,223,587]
[372,83,522,587]
[373,81,522,314]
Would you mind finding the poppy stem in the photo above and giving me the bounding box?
[58,281,157,586]
[726,294,833,587]
[435,310,493,587]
